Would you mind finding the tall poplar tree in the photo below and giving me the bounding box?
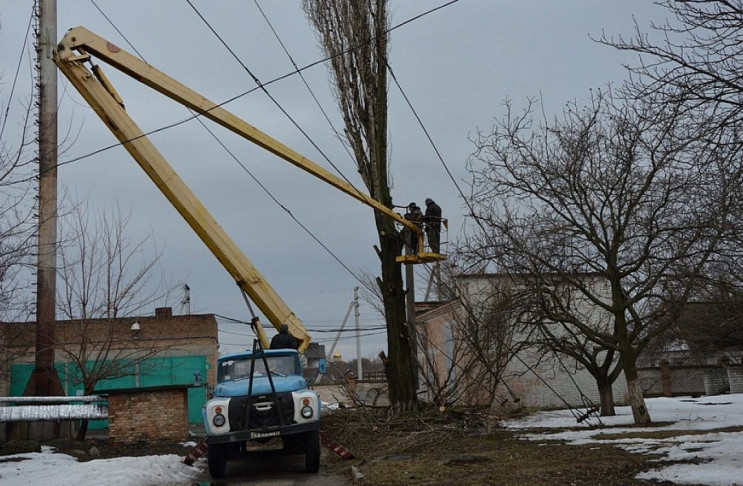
[302,0,417,409]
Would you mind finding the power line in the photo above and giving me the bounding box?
[82,3,469,309]
[385,50,594,411]
[90,1,145,59]
[84,3,589,416]
[252,0,358,168]
[68,0,428,291]
[218,328,250,337]
[86,1,364,284]
[185,0,370,218]
[308,326,385,333]
[382,8,594,417]
[63,2,471,358]
[176,105,365,283]
[185,0,467,290]
[42,2,462,179]
[219,328,387,348]
[387,62,472,218]
[215,313,384,334]
[28,41,317,178]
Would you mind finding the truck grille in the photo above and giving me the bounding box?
[227,393,294,431]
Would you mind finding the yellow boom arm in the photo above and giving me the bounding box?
[54,28,309,351]
[54,26,444,350]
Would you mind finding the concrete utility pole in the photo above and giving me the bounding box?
[424,262,442,302]
[405,250,419,387]
[25,0,63,397]
[354,287,362,380]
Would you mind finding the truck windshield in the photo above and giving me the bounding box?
[218,355,299,382]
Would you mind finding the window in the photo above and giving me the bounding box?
[218,355,299,382]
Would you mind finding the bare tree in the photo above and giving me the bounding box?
[603,0,743,295]
[601,0,743,376]
[417,303,477,408]
[57,201,167,320]
[603,0,743,135]
[422,289,524,409]
[302,0,417,409]
[412,262,526,411]
[1,76,36,323]
[443,269,622,416]
[55,201,176,439]
[460,90,741,424]
[0,60,37,394]
[519,275,623,416]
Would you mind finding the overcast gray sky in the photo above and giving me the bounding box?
[0,1,664,361]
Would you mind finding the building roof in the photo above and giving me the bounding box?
[1,312,218,347]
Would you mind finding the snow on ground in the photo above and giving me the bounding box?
[504,393,743,485]
[1,395,741,485]
[0,446,203,486]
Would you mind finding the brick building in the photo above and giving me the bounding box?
[417,272,743,410]
[416,273,629,410]
[0,308,218,424]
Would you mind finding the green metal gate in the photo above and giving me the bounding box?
[9,355,207,427]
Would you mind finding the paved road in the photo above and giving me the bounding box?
[191,449,348,485]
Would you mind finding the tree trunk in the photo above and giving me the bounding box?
[368,0,415,411]
[76,385,96,441]
[377,220,416,410]
[623,360,651,424]
[76,419,89,441]
[597,380,616,416]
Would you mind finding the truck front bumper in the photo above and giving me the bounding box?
[206,421,320,445]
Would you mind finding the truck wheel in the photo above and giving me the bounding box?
[304,429,320,473]
[283,435,299,453]
[208,443,227,479]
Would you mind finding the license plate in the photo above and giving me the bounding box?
[250,430,280,439]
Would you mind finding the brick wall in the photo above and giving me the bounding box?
[107,387,189,446]
[314,383,390,407]
[703,368,730,395]
[499,359,630,409]
[728,367,743,394]
[639,364,735,397]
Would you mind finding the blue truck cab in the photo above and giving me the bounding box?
[203,348,322,478]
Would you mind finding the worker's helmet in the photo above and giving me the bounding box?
[408,202,417,208]
[279,323,289,332]
[425,198,433,205]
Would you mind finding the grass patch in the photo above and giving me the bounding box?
[593,425,743,441]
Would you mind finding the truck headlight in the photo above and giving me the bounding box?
[300,406,313,419]
[213,413,226,427]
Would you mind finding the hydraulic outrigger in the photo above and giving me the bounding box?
[53,26,446,351]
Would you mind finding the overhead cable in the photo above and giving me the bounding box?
[185,0,367,207]
[88,0,363,283]
[0,4,35,140]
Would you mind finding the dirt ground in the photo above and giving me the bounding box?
[318,406,707,486]
[2,406,711,485]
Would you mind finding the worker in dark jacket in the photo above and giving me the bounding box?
[270,323,299,349]
[424,198,442,253]
[403,202,423,253]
